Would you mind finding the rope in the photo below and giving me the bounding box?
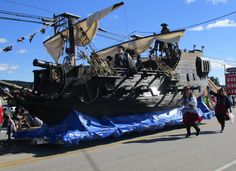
[153,58,174,78]
[123,5,130,40]
[0,16,44,24]
[182,10,236,30]
[0,25,50,52]
[129,10,236,34]
[0,10,48,20]
[74,26,114,75]
[97,33,124,42]
[1,0,55,13]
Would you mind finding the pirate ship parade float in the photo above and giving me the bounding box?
[0,2,214,140]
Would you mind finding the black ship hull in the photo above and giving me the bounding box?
[10,51,210,125]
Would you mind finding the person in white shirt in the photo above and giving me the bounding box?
[182,86,200,138]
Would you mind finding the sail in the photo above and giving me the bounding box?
[155,30,185,43]
[44,2,124,63]
[96,29,185,59]
[97,36,156,59]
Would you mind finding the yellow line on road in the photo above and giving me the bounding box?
[0,133,166,169]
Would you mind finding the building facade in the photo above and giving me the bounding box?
[225,67,236,95]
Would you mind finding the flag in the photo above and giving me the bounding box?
[40,28,46,34]
[17,37,25,42]
[3,45,12,52]
[29,33,36,42]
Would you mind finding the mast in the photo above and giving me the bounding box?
[44,2,124,64]
[54,13,80,66]
[63,13,79,66]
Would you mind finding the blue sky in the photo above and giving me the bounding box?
[0,0,236,84]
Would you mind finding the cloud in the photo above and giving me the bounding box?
[0,64,19,74]
[208,58,233,70]
[189,26,204,31]
[0,38,7,43]
[109,14,119,20]
[206,0,228,5]
[206,19,236,29]
[185,0,228,4]
[111,15,119,19]
[16,49,27,54]
[186,0,196,4]
[189,19,236,31]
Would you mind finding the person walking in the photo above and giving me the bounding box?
[209,87,232,133]
[182,86,200,138]
[232,96,235,107]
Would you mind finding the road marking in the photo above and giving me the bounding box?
[0,125,188,169]
[0,133,166,169]
[215,160,236,171]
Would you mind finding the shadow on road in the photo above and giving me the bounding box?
[0,125,202,157]
[123,130,219,144]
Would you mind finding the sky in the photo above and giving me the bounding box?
[0,0,236,84]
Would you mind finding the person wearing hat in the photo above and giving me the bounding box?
[158,23,171,56]
[182,86,201,138]
[160,23,170,34]
[209,87,232,133]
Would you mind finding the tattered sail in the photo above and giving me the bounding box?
[156,30,185,43]
[96,29,185,59]
[97,36,155,59]
[44,2,124,63]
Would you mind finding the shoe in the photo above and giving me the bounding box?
[185,134,191,138]
[196,128,200,136]
[220,127,224,133]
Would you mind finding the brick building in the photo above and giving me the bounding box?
[225,67,236,95]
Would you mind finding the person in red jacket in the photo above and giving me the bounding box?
[209,87,232,133]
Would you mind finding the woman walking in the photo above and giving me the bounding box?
[209,87,232,133]
[182,86,200,138]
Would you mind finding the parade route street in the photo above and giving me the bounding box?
[1,108,236,171]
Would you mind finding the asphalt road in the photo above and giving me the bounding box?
[1,108,236,171]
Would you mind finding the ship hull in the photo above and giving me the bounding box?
[15,51,209,125]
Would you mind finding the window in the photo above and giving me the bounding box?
[192,73,196,80]
[187,74,190,81]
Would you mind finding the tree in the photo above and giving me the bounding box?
[209,76,220,86]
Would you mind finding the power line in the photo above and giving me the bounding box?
[131,9,236,34]
[1,0,55,14]
[0,9,49,20]
[182,10,236,29]
[0,16,44,24]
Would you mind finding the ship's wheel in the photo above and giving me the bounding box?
[79,83,100,104]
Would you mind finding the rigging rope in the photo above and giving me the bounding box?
[0,16,44,24]
[182,10,236,30]
[153,58,174,78]
[0,9,49,20]
[130,9,236,34]
[98,28,127,39]
[97,33,124,42]
[123,5,130,40]
[1,0,55,13]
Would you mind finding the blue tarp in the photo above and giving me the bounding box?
[14,97,215,145]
